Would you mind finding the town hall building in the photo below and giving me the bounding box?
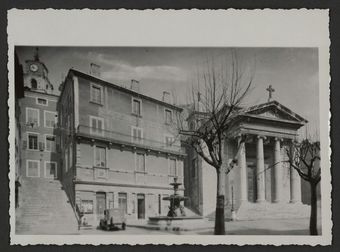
[58,68,186,226]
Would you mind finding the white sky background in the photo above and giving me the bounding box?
[16,46,319,138]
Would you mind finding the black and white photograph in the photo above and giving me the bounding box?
[7,10,331,245]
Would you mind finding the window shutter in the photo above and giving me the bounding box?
[22,140,27,149]
[39,142,44,151]
[98,120,102,130]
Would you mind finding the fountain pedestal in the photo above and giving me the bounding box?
[147,177,205,230]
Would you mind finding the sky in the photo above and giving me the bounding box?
[16,46,320,137]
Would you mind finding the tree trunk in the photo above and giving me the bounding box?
[214,167,226,235]
[309,182,318,235]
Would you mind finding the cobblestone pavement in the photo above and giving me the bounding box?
[79,226,172,235]
[78,217,322,235]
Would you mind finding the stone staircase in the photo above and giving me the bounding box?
[235,202,310,221]
[206,202,310,221]
[15,177,79,234]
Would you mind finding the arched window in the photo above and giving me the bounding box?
[31,78,37,89]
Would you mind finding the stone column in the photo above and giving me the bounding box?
[238,136,248,202]
[273,138,282,203]
[256,135,266,203]
[290,143,302,203]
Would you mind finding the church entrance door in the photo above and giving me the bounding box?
[247,166,257,202]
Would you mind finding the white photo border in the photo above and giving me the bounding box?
[7,9,331,245]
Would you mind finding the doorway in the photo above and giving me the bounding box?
[96,192,106,220]
[137,194,145,219]
[44,161,57,179]
[247,166,257,202]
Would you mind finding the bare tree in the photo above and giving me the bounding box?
[178,50,255,235]
[286,139,321,235]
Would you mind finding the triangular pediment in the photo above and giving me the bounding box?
[245,101,308,124]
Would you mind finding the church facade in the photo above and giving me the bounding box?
[184,100,312,219]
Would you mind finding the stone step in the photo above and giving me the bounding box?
[234,202,310,220]
[206,202,310,221]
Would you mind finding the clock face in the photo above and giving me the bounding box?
[30,64,38,72]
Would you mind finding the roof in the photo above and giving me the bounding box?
[186,100,308,135]
[64,69,183,111]
[243,100,308,124]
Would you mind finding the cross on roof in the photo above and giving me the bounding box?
[266,85,275,102]
[34,47,40,61]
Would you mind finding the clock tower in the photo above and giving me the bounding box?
[23,48,54,94]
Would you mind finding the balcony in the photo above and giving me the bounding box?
[76,125,186,155]
[77,166,183,189]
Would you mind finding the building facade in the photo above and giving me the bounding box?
[185,101,311,219]
[58,69,186,225]
[18,53,59,180]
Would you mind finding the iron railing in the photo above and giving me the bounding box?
[76,125,185,154]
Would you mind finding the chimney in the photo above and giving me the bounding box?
[130,79,140,92]
[90,63,101,77]
[162,91,171,104]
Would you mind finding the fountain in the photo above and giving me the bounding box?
[164,176,187,217]
[148,177,204,229]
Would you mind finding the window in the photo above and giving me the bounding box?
[45,161,57,178]
[132,98,142,116]
[136,153,145,172]
[90,116,104,135]
[177,161,183,177]
[45,135,56,152]
[36,98,48,106]
[95,146,106,167]
[44,111,57,128]
[26,108,39,127]
[165,109,173,124]
[158,194,162,215]
[90,83,103,104]
[118,193,127,214]
[31,78,37,89]
[26,160,40,177]
[81,200,94,214]
[28,133,38,150]
[131,126,143,143]
[165,135,174,146]
[69,145,73,169]
[169,158,176,176]
[65,147,69,172]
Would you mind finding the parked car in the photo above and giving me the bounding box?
[99,208,126,231]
